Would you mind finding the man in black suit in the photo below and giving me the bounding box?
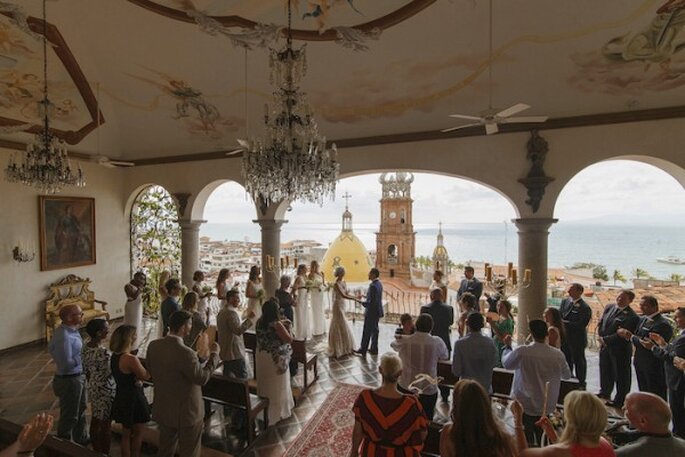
[354,268,383,356]
[618,295,674,401]
[420,288,454,402]
[597,289,640,407]
[457,266,483,302]
[559,283,592,386]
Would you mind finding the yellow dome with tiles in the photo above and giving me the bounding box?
[321,203,373,283]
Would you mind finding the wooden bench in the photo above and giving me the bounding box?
[491,368,514,399]
[437,360,459,389]
[421,422,443,457]
[291,338,318,394]
[557,378,581,406]
[0,418,105,457]
[202,375,269,445]
[45,275,108,341]
[243,331,257,377]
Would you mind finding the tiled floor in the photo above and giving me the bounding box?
[0,318,623,456]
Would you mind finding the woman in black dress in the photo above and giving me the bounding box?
[109,325,151,457]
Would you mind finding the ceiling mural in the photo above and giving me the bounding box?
[0,11,99,144]
[569,0,685,95]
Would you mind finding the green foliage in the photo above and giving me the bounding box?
[592,265,609,282]
[670,273,684,283]
[130,186,181,314]
[633,268,649,279]
[612,269,626,285]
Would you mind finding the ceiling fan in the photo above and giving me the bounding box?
[442,0,548,135]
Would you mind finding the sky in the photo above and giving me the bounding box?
[202,160,685,226]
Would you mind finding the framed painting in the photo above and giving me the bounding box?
[39,196,96,271]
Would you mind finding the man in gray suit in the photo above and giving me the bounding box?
[216,289,254,378]
[147,311,220,457]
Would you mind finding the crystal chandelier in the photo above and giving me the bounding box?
[4,0,85,194]
[241,0,338,206]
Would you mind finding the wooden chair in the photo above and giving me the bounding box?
[491,368,514,399]
[0,418,105,457]
[243,331,257,377]
[437,360,459,389]
[421,422,443,456]
[292,338,318,394]
[202,375,269,445]
[557,378,581,406]
[44,275,108,341]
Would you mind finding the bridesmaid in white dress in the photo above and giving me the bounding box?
[292,264,311,339]
[328,267,357,358]
[308,261,326,336]
[215,268,231,307]
[245,265,264,320]
[124,272,146,349]
[192,270,212,325]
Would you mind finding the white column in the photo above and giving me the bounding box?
[179,219,205,289]
[255,219,287,298]
[513,217,557,343]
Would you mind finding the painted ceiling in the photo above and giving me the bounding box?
[1,0,685,159]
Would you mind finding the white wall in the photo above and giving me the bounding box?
[0,155,130,350]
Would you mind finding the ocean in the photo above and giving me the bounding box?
[200,222,685,283]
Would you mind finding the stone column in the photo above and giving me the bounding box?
[513,217,557,343]
[255,219,287,297]
[179,219,205,289]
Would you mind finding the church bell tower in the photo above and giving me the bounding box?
[375,172,416,279]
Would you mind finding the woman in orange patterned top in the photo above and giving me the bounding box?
[350,352,428,457]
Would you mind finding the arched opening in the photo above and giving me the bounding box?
[129,184,181,314]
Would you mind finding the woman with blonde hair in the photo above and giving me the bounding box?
[440,379,519,457]
[351,353,428,456]
[520,391,614,456]
[308,260,326,336]
[328,266,357,358]
[109,325,151,457]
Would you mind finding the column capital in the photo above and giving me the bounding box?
[253,219,288,230]
[512,217,558,232]
[177,219,206,230]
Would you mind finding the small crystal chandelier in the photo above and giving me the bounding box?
[241,0,338,206]
[4,0,85,194]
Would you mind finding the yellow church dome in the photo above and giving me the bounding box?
[321,195,373,283]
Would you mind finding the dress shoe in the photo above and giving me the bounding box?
[353,349,366,357]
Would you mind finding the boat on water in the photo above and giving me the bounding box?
[657,256,685,265]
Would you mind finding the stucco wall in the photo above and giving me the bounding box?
[0,156,129,350]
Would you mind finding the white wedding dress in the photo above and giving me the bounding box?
[293,275,311,339]
[327,281,355,358]
[245,280,263,321]
[309,273,326,336]
[123,285,143,349]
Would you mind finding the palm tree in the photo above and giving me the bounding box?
[633,268,649,279]
[612,269,626,286]
[670,273,684,284]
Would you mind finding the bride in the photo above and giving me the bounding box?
[328,266,358,358]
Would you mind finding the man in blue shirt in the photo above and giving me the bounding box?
[452,313,497,393]
[48,304,88,444]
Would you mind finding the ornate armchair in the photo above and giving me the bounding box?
[45,274,108,341]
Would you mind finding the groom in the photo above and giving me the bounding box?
[354,268,384,356]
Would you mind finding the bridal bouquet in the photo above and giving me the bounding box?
[201,285,213,294]
[256,289,265,301]
[307,279,323,291]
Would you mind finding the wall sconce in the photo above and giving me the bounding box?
[13,244,35,263]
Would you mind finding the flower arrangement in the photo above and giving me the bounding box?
[201,285,213,294]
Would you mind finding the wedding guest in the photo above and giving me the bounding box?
[440,379,520,457]
[275,275,294,322]
[156,270,171,338]
[0,413,53,457]
[192,270,212,325]
[648,306,685,437]
[109,325,151,457]
[181,291,208,350]
[292,264,311,339]
[81,318,115,454]
[48,304,88,444]
[543,307,566,350]
[597,289,639,408]
[351,353,428,457]
[216,268,231,306]
[161,278,182,336]
[245,265,264,321]
[420,288,454,402]
[147,311,220,457]
[395,313,415,337]
[452,313,498,392]
[124,272,146,349]
[503,319,572,446]
[256,299,294,424]
[217,289,255,379]
[559,283,592,387]
[457,292,478,336]
[391,314,448,420]
[488,299,515,366]
[615,392,685,456]
[309,260,326,336]
[618,295,673,400]
[457,266,483,302]
[521,391,615,457]
[430,269,448,303]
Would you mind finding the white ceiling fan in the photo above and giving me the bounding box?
[442,0,548,135]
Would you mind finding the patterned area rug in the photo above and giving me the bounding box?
[283,382,365,457]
